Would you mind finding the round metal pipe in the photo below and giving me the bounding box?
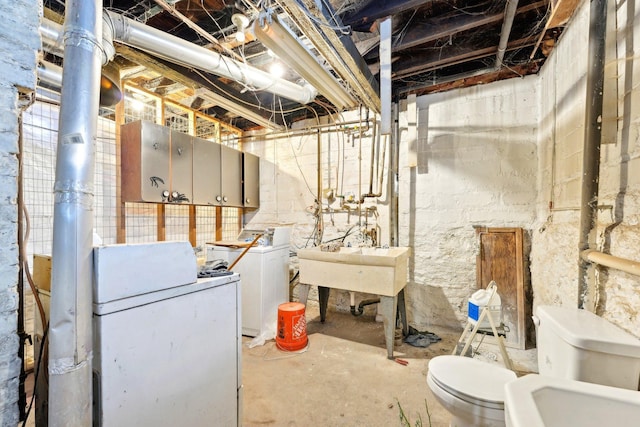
[48,1,102,425]
[102,11,317,105]
[578,0,607,308]
[581,250,640,277]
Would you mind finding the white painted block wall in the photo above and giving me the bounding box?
[0,0,39,425]
[397,77,539,329]
[532,0,640,339]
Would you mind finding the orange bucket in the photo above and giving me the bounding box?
[276,302,308,351]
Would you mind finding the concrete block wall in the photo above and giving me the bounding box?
[530,1,589,309]
[0,0,39,425]
[397,76,539,329]
[593,0,640,333]
[531,0,640,339]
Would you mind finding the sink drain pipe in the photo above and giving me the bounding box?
[349,292,380,316]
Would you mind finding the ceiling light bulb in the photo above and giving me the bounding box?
[269,62,285,78]
[235,31,245,43]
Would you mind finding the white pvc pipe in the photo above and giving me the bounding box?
[581,250,640,277]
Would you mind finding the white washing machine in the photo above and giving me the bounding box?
[207,227,290,337]
[92,242,241,427]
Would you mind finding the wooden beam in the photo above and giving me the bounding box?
[189,205,197,247]
[215,206,223,241]
[342,0,434,31]
[392,1,547,53]
[393,36,536,80]
[115,71,126,244]
[157,204,166,241]
[530,0,581,58]
[405,61,542,96]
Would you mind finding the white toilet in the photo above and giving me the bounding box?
[427,305,640,427]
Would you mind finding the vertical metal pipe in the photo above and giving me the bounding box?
[578,0,607,309]
[389,103,399,247]
[48,0,103,425]
[495,0,520,69]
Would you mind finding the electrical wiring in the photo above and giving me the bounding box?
[286,0,352,35]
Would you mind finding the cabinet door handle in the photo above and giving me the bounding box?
[223,196,228,202]
[216,195,222,202]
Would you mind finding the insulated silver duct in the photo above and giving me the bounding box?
[101,11,317,105]
[48,0,103,425]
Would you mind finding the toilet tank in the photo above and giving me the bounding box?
[535,305,640,390]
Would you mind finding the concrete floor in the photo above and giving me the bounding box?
[242,302,537,427]
[23,302,537,427]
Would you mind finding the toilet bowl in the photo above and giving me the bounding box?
[427,355,516,427]
[427,305,640,426]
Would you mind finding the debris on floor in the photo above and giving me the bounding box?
[404,326,442,348]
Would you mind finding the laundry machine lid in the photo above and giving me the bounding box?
[428,355,516,406]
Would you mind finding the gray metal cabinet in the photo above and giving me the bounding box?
[192,137,221,205]
[192,138,243,207]
[121,120,170,203]
[243,152,260,208]
[169,130,193,203]
[220,145,243,207]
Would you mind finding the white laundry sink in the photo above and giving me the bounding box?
[504,374,640,427]
[297,246,410,296]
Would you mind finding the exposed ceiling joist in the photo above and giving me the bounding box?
[391,1,547,53]
[342,0,434,31]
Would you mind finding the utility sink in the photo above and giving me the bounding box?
[504,374,640,427]
[297,246,410,296]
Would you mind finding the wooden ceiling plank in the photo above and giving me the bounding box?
[530,0,581,58]
[391,1,547,54]
[343,0,435,30]
[393,36,536,79]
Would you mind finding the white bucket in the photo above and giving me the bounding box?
[468,285,501,329]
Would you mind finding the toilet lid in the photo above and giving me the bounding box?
[428,355,517,408]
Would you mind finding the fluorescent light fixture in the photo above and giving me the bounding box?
[253,14,356,111]
[196,88,283,131]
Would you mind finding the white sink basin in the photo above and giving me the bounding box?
[296,246,410,296]
[504,374,640,427]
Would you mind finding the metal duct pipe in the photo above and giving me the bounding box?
[581,250,640,277]
[495,0,519,69]
[101,11,317,105]
[48,0,103,425]
[578,0,607,309]
[37,61,63,88]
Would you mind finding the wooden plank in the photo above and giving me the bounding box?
[189,205,197,247]
[393,36,536,79]
[215,206,223,241]
[530,0,581,58]
[393,1,547,53]
[157,204,166,241]
[115,74,126,244]
[476,227,527,349]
